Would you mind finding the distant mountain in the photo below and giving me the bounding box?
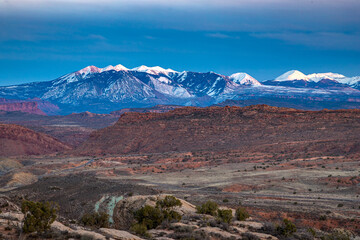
[0,65,359,114]
[275,70,309,81]
[264,70,360,90]
[229,73,261,86]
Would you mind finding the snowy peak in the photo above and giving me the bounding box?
[275,70,309,81]
[131,65,177,75]
[113,64,128,71]
[229,73,261,86]
[76,66,101,76]
[307,72,345,82]
[101,64,128,72]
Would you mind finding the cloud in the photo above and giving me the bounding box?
[252,31,360,51]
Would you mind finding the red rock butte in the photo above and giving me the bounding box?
[75,105,360,156]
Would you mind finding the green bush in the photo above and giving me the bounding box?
[217,209,233,224]
[156,195,182,209]
[21,200,58,234]
[81,212,109,228]
[134,205,164,229]
[156,195,182,222]
[276,218,296,236]
[163,209,182,222]
[133,196,183,232]
[235,207,249,221]
[131,223,151,238]
[196,201,218,216]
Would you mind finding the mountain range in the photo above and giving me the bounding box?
[0,65,359,114]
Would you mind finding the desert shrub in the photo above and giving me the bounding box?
[130,223,151,238]
[80,211,109,228]
[321,230,351,240]
[217,209,233,224]
[276,218,296,237]
[235,207,250,221]
[156,195,182,209]
[196,201,218,216]
[308,227,316,237]
[21,200,58,234]
[134,205,164,229]
[156,195,182,222]
[163,209,182,222]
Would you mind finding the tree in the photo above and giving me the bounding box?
[21,200,58,234]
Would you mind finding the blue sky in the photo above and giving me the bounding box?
[0,0,359,85]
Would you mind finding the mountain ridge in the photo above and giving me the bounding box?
[0,65,359,114]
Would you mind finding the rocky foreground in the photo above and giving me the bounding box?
[0,194,357,240]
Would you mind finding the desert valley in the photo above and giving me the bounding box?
[0,99,359,239]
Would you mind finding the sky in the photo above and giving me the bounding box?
[0,0,359,85]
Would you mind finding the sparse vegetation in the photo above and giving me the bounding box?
[276,218,296,237]
[217,209,233,224]
[130,223,151,238]
[80,211,109,228]
[196,201,218,216]
[133,195,183,234]
[134,205,163,230]
[235,207,250,221]
[21,200,58,234]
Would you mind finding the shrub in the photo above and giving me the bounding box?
[131,223,151,238]
[217,209,233,224]
[156,195,182,209]
[276,218,296,237]
[21,200,58,234]
[235,207,249,221]
[156,195,182,222]
[322,230,351,240]
[134,205,164,229]
[163,209,182,222]
[196,201,218,216]
[81,212,109,228]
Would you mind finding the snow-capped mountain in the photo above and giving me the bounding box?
[0,65,359,114]
[307,72,345,82]
[264,70,360,90]
[275,70,309,81]
[131,65,176,76]
[229,73,261,86]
